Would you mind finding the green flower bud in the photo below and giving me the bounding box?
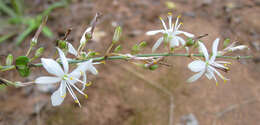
[6,54,13,66]
[112,26,122,44]
[186,38,194,47]
[35,47,44,58]
[114,45,122,53]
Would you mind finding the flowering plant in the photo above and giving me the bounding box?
[0,13,251,107]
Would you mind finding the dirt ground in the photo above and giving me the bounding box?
[1,0,260,125]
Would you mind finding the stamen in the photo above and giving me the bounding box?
[75,100,80,103]
[61,94,66,98]
[168,12,172,15]
[216,82,219,86]
[159,16,163,20]
[70,77,73,80]
[177,15,181,19]
[84,94,88,99]
[85,81,92,87]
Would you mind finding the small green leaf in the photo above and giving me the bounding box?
[35,47,44,58]
[223,38,230,48]
[15,56,30,77]
[6,54,13,66]
[42,26,53,38]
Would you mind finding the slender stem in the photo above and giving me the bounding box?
[31,53,252,67]
[0,53,253,70]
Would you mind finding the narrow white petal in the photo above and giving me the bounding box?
[51,81,66,106]
[187,70,205,83]
[215,61,230,64]
[188,60,206,72]
[198,42,209,61]
[209,66,228,81]
[81,72,87,91]
[80,27,92,45]
[57,48,69,73]
[176,31,194,38]
[67,42,78,56]
[152,37,164,52]
[210,38,219,62]
[146,30,164,35]
[41,58,64,76]
[35,76,61,84]
[176,36,186,46]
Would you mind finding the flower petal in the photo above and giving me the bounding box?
[35,76,61,84]
[51,81,66,106]
[210,38,219,62]
[176,36,186,46]
[146,30,164,35]
[188,60,206,72]
[198,42,209,61]
[57,48,69,73]
[68,42,78,56]
[152,37,164,52]
[80,27,92,44]
[176,31,194,38]
[170,37,179,48]
[41,58,64,76]
[187,70,205,83]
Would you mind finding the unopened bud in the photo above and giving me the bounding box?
[57,40,67,49]
[6,54,13,66]
[185,38,194,47]
[112,26,122,44]
[35,47,44,57]
[114,45,122,53]
[31,37,38,46]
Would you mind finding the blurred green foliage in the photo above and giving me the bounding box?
[0,0,69,45]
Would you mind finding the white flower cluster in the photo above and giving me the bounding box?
[35,27,99,107]
[34,13,248,107]
[146,13,248,86]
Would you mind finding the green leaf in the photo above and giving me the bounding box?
[42,26,53,38]
[131,44,139,54]
[15,56,30,77]
[223,38,230,48]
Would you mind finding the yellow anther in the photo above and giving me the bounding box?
[224,80,227,84]
[61,94,66,98]
[224,64,227,67]
[168,12,172,15]
[74,100,79,103]
[216,82,219,86]
[154,61,158,64]
[177,15,181,18]
[100,61,106,64]
[85,81,92,87]
[95,52,100,55]
[84,94,88,99]
[180,22,183,25]
[70,77,73,80]
[88,49,92,52]
[159,16,163,20]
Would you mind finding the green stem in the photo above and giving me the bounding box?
[0,53,253,70]
[31,53,253,67]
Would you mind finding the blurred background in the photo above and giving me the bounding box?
[0,0,260,125]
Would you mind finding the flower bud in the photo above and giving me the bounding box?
[112,26,122,44]
[114,45,122,53]
[35,47,44,58]
[6,54,13,66]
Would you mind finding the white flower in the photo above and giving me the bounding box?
[146,14,194,52]
[80,27,92,45]
[187,38,230,85]
[35,48,98,106]
[219,42,248,55]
